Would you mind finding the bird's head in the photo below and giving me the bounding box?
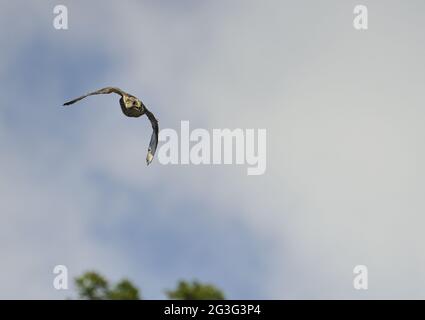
[124,96,141,109]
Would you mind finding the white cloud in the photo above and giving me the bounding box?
[1,0,425,299]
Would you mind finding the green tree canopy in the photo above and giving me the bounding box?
[165,280,225,300]
[75,271,140,300]
[107,279,140,300]
[74,272,225,300]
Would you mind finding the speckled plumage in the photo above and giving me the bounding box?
[63,87,159,165]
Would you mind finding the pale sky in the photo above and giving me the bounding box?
[1,0,425,299]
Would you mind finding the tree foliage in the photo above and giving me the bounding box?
[107,279,140,300]
[165,280,225,300]
[74,272,225,300]
[75,271,140,300]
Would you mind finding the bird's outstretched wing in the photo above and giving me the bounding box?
[144,108,159,165]
[63,87,127,106]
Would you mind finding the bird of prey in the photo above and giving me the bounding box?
[63,87,159,165]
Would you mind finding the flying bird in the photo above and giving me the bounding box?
[63,87,159,165]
